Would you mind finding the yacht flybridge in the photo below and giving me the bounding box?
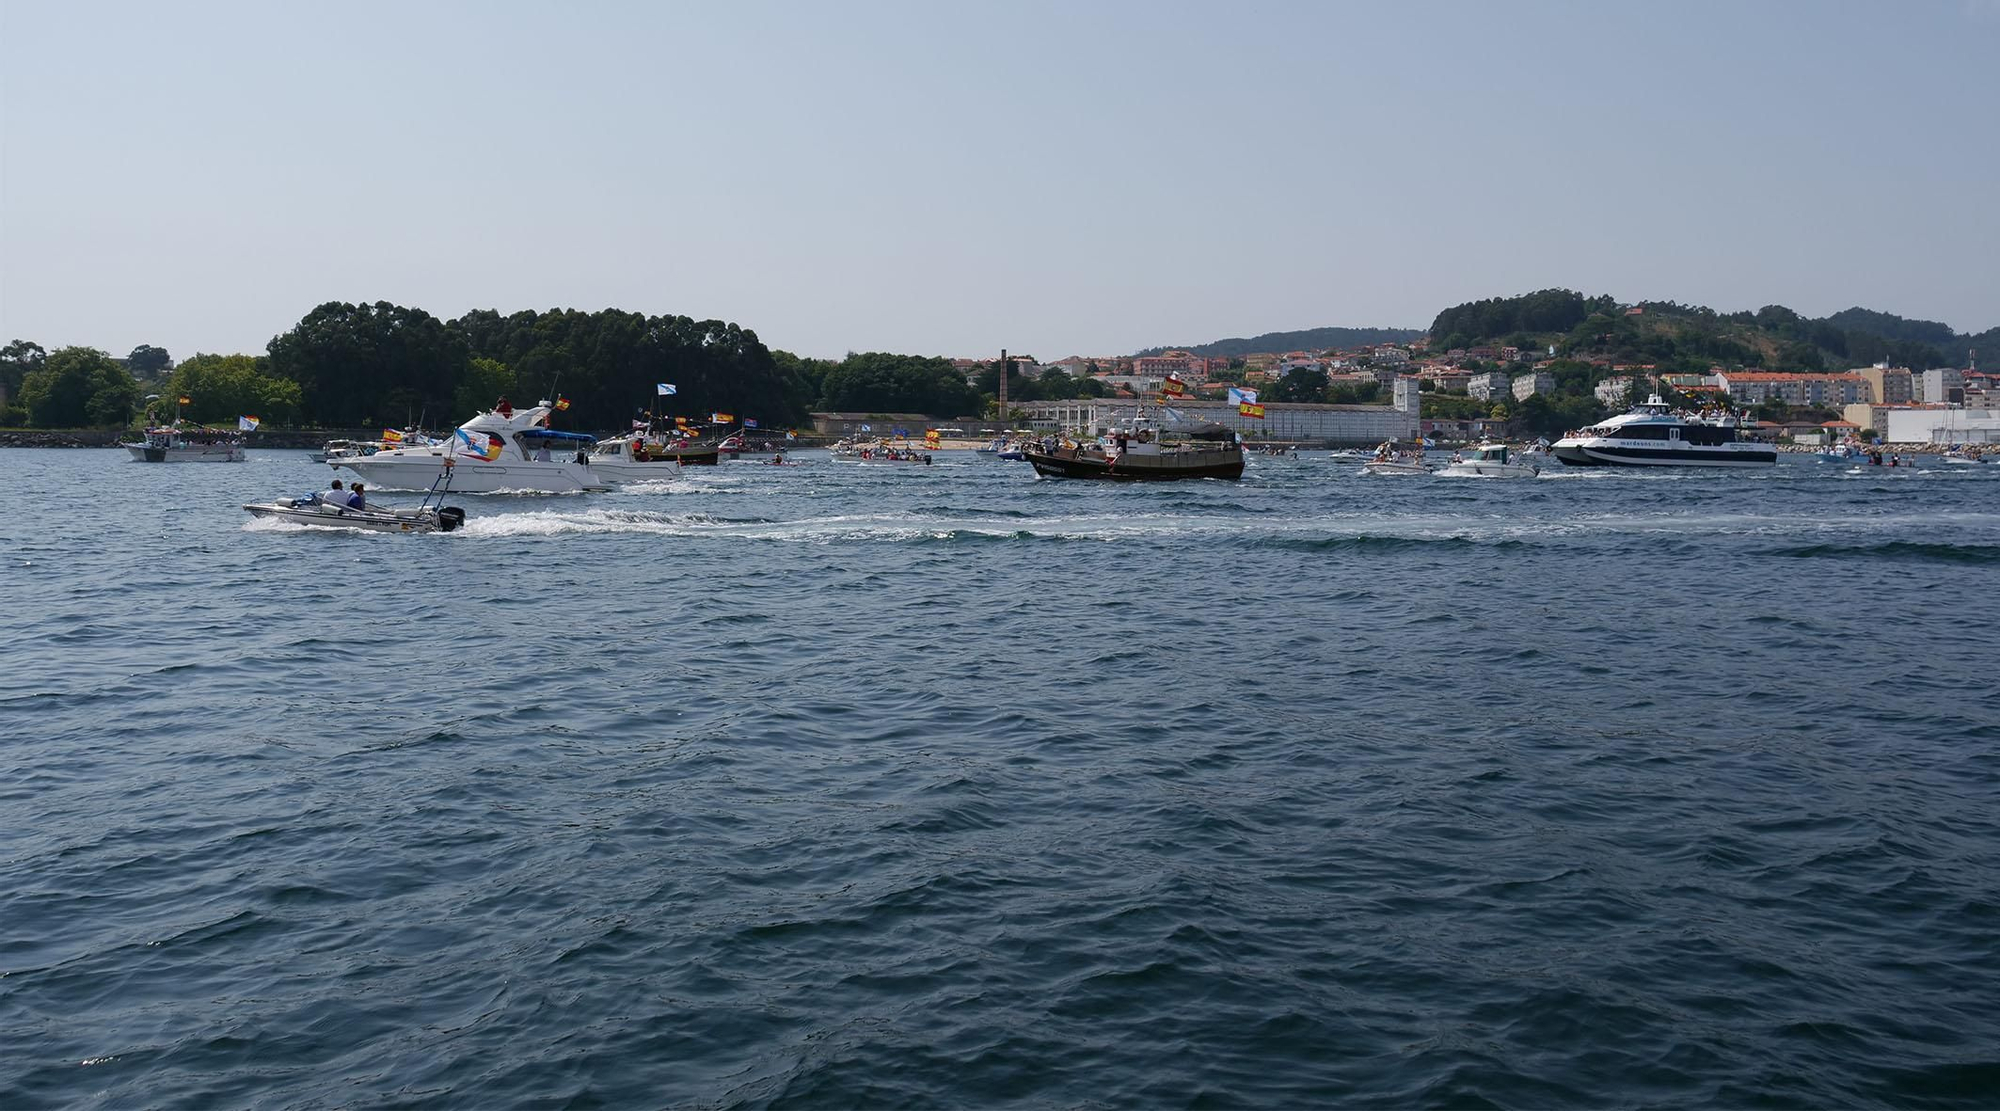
[1552,396,1776,468]
[329,403,609,492]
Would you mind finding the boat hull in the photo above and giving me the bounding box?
[331,453,608,492]
[1024,448,1244,481]
[1552,442,1777,467]
[125,444,244,462]
[588,450,721,482]
[243,500,464,533]
[1436,462,1538,479]
[1360,461,1431,476]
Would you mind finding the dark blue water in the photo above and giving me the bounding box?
[6,448,1999,1109]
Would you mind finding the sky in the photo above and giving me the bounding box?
[3,0,1996,362]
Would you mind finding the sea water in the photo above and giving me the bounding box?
[4,448,1998,1108]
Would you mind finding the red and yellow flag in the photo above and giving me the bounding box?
[1239,402,1266,419]
[1162,375,1186,398]
[382,428,404,442]
[554,396,571,411]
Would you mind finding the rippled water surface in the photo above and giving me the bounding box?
[5,448,1999,1109]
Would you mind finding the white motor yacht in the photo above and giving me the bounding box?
[1436,442,1539,479]
[1553,395,1776,468]
[330,404,608,492]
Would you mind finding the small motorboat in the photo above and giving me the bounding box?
[244,497,465,533]
[1435,442,1538,479]
[1359,440,1431,476]
[244,471,465,533]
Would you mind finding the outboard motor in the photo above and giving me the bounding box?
[437,506,466,532]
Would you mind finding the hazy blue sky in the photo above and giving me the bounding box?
[3,0,1995,361]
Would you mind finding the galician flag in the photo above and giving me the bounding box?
[238,415,260,431]
[1228,386,1259,406]
[453,428,504,462]
[657,383,677,396]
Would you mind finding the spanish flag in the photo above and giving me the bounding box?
[554,396,571,411]
[1162,375,1186,398]
[711,412,734,424]
[177,395,192,406]
[924,429,941,446]
[1239,402,1266,419]
[382,428,404,442]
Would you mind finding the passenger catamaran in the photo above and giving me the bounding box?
[329,402,608,492]
[1553,395,1776,468]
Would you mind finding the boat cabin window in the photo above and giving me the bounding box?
[1614,425,1670,440]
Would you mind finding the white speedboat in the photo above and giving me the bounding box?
[586,433,722,481]
[330,403,608,492]
[1940,448,1987,465]
[1359,441,1430,476]
[1436,442,1539,479]
[124,425,245,462]
[1553,395,1776,468]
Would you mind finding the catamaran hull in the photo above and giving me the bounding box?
[1553,443,1776,467]
[331,455,608,492]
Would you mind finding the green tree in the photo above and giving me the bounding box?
[1263,367,1329,403]
[126,344,173,380]
[820,352,979,415]
[21,347,139,428]
[1,340,47,422]
[167,353,303,425]
[268,301,470,427]
[454,357,516,421]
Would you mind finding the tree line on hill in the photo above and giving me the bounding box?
[6,292,1990,432]
[1135,326,1423,359]
[1429,288,1994,374]
[1,304,1026,431]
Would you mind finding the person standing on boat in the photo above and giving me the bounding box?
[494,396,513,418]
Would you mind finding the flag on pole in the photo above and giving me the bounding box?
[785,430,797,441]
[177,395,192,406]
[1227,386,1259,406]
[1239,402,1266,419]
[452,428,504,462]
[925,429,941,446]
[238,416,260,431]
[744,418,759,428]
[554,396,571,411]
[632,419,648,430]
[860,423,872,432]
[711,412,733,424]
[382,428,405,443]
[1162,375,1186,398]
[657,383,677,396]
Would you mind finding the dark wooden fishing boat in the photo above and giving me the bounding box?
[1024,419,1244,481]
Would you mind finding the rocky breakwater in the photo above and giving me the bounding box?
[0,430,125,448]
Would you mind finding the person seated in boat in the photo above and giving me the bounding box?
[534,444,552,461]
[346,483,367,509]
[317,479,346,507]
[771,452,785,465]
[631,438,650,462]
[494,396,513,418]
